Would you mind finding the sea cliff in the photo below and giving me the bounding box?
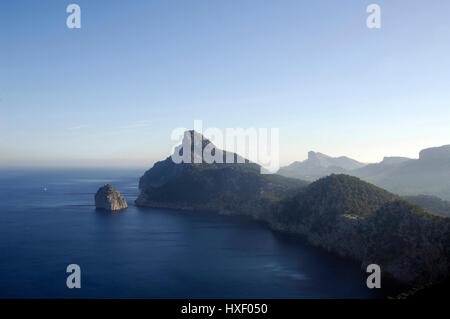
[136,131,450,286]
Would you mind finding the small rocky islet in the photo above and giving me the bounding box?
[95,184,128,211]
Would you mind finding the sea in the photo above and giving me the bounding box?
[0,168,402,298]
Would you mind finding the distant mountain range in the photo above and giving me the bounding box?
[278,151,366,180]
[136,131,450,286]
[278,145,450,201]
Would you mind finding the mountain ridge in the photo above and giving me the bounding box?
[269,174,450,285]
[278,151,366,181]
[278,144,450,201]
[136,131,450,286]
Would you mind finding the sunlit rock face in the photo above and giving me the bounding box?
[95,184,128,211]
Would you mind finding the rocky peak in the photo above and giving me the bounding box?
[307,151,331,166]
[306,151,366,170]
[175,130,213,163]
[419,145,450,161]
[173,130,248,164]
[380,157,411,165]
[95,184,128,211]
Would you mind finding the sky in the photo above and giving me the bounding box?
[1,0,449,168]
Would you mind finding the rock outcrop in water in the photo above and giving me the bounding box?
[136,131,450,287]
[95,184,128,211]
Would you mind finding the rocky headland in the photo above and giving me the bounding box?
[136,130,450,287]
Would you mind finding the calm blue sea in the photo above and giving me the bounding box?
[0,169,400,298]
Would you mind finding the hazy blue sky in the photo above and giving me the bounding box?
[1,0,449,168]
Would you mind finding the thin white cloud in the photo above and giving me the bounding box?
[119,120,152,129]
[68,125,89,131]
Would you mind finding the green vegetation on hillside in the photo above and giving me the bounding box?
[404,194,450,217]
[136,131,450,287]
[271,174,397,227]
[137,159,308,217]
